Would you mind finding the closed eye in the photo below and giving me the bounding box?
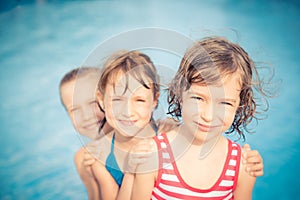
[136,98,146,102]
[221,101,234,106]
[69,107,79,113]
[191,96,203,101]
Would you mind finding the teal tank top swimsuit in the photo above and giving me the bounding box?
[105,126,158,187]
[105,134,124,187]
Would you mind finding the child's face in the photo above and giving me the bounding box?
[61,75,104,139]
[99,73,157,138]
[181,73,241,139]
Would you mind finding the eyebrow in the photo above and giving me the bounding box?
[187,90,209,98]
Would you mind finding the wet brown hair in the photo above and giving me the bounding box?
[168,37,271,140]
[98,50,160,100]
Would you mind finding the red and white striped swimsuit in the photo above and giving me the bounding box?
[151,134,241,200]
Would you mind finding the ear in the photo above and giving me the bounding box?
[96,90,105,111]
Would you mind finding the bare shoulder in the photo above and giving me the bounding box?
[74,147,85,166]
[164,127,179,140]
[157,117,181,133]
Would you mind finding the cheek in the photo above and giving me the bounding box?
[182,100,199,117]
[69,110,82,125]
[219,108,237,129]
[104,102,116,119]
[139,102,153,112]
[71,117,84,132]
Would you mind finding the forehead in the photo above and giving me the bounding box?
[106,72,152,95]
[73,75,99,94]
[188,73,242,97]
[61,75,98,106]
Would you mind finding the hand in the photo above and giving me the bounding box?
[242,144,264,177]
[83,140,103,167]
[124,139,155,174]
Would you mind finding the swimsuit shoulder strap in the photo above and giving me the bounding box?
[110,133,115,152]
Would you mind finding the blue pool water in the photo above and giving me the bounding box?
[0,0,299,199]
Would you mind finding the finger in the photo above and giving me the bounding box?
[242,144,252,159]
[248,163,264,172]
[246,157,263,165]
[84,158,96,166]
[244,151,262,163]
[129,157,147,165]
[245,149,260,157]
[243,157,262,166]
[251,170,264,177]
[242,143,251,151]
[130,153,153,161]
[131,146,154,154]
[246,167,264,177]
[243,149,260,160]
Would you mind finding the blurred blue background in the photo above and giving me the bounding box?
[0,0,299,199]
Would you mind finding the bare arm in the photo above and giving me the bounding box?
[91,161,119,200]
[131,139,159,200]
[117,138,157,199]
[233,157,256,200]
[116,173,134,200]
[132,172,156,200]
[242,144,264,177]
[74,147,100,200]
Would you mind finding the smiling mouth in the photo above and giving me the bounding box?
[83,121,100,130]
[194,122,218,132]
[119,120,137,126]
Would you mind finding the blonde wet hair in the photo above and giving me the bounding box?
[59,67,101,108]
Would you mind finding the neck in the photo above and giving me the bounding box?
[114,132,137,150]
[178,124,222,160]
[180,124,220,146]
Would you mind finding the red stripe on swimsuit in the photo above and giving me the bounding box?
[151,133,241,200]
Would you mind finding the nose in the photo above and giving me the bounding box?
[82,105,95,121]
[121,100,135,117]
[200,103,214,122]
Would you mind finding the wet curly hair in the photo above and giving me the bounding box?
[168,37,271,140]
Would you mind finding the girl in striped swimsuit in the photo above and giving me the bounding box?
[132,37,272,199]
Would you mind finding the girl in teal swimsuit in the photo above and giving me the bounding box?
[89,50,161,199]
